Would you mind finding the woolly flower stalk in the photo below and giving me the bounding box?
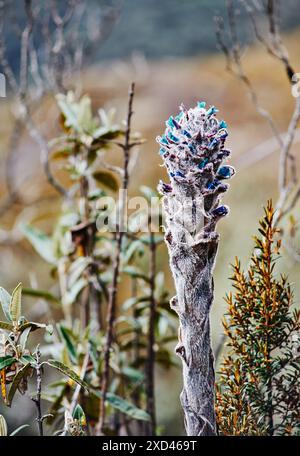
[157,101,235,436]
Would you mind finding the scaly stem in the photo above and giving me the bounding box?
[32,348,43,436]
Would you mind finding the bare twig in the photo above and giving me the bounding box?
[97,83,135,435]
[0,0,121,210]
[215,4,283,148]
[216,0,300,233]
[278,96,300,193]
[214,0,300,365]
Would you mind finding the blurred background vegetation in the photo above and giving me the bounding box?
[1,0,300,435]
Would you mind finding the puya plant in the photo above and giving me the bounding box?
[216,201,300,436]
[20,90,176,436]
[157,101,234,436]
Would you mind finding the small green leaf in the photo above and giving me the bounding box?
[123,240,145,264]
[56,93,80,132]
[22,288,59,303]
[73,404,86,426]
[0,288,12,322]
[88,339,99,373]
[0,356,17,370]
[93,171,119,192]
[122,296,150,311]
[22,225,56,264]
[44,360,89,391]
[88,189,106,201]
[106,393,150,421]
[64,278,87,306]
[77,95,94,133]
[7,363,32,406]
[51,148,73,161]
[68,257,91,289]
[19,355,36,365]
[122,266,150,283]
[19,327,31,351]
[0,321,14,331]
[18,321,53,335]
[121,367,144,383]
[58,325,77,364]
[91,390,150,421]
[9,283,22,324]
[92,127,121,141]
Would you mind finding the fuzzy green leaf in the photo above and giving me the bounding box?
[121,366,144,383]
[64,278,87,306]
[44,360,89,391]
[106,393,150,421]
[19,355,36,366]
[56,94,80,132]
[19,327,32,351]
[9,283,22,324]
[0,321,14,331]
[22,287,59,303]
[0,288,12,322]
[122,266,150,283]
[91,390,150,422]
[93,171,119,192]
[18,321,53,335]
[73,404,86,425]
[122,296,150,311]
[7,363,32,406]
[0,356,17,370]
[58,325,77,364]
[22,225,56,264]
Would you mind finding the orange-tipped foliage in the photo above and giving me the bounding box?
[216,201,300,436]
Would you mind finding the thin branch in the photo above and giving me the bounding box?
[216,0,300,227]
[97,83,135,435]
[32,347,44,436]
[278,97,300,191]
[215,11,283,149]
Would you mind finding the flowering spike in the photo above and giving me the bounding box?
[156,101,234,220]
[157,101,235,437]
